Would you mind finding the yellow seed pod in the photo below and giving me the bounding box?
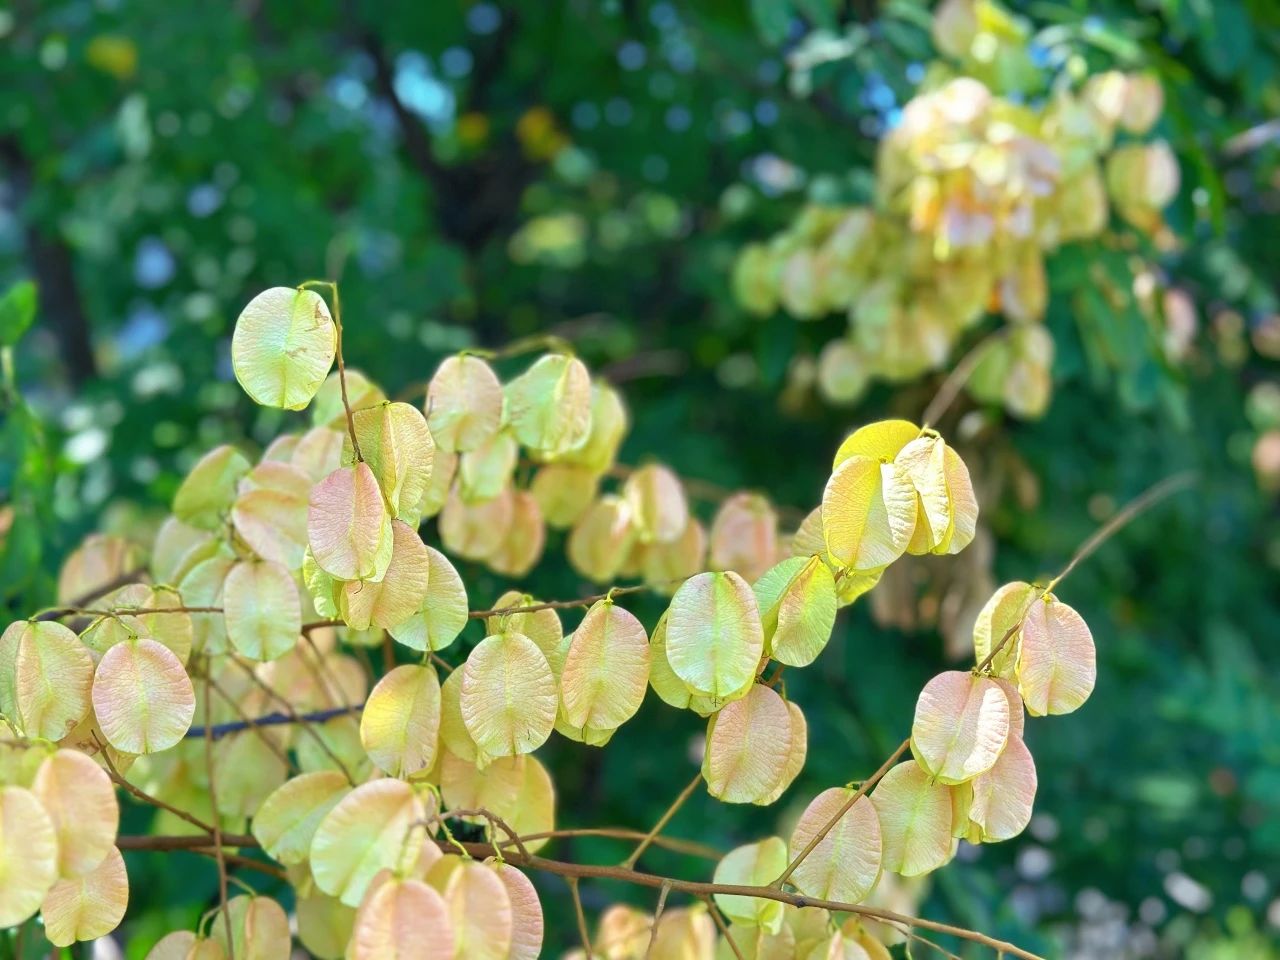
[251,770,350,866]
[895,437,978,557]
[564,382,628,473]
[209,894,291,960]
[457,430,519,503]
[307,463,392,581]
[623,463,690,545]
[461,633,557,757]
[223,560,302,662]
[408,447,457,526]
[703,684,796,804]
[32,749,118,879]
[487,491,547,579]
[310,778,426,907]
[39,845,128,947]
[0,785,58,927]
[911,671,1010,784]
[439,486,514,562]
[753,555,837,668]
[291,426,346,482]
[505,353,593,456]
[492,863,543,960]
[441,860,514,960]
[57,534,141,605]
[210,726,290,819]
[784,904,834,955]
[360,664,442,777]
[485,592,564,676]
[388,545,468,653]
[559,600,650,733]
[342,401,436,521]
[296,891,355,960]
[647,612,694,711]
[92,638,195,754]
[712,836,788,932]
[530,463,600,529]
[179,548,236,655]
[142,932,198,960]
[872,760,954,877]
[508,756,556,855]
[594,904,652,958]
[665,572,763,700]
[832,420,920,467]
[438,750,528,821]
[709,493,779,583]
[173,445,251,530]
[1016,594,1095,716]
[151,516,213,585]
[972,580,1037,678]
[349,875,455,960]
[567,494,638,583]
[426,354,505,454]
[638,517,707,588]
[719,919,795,959]
[312,369,387,431]
[840,919,894,960]
[650,906,716,958]
[732,242,780,316]
[821,455,917,572]
[788,788,881,904]
[756,700,808,805]
[967,734,1037,842]
[232,286,335,410]
[998,245,1047,324]
[9,621,93,741]
[341,521,431,631]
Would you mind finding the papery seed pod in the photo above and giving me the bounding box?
[0,785,58,927]
[712,837,788,931]
[440,860,514,960]
[1016,593,1096,716]
[348,875,455,960]
[461,633,557,757]
[567,494,638,583]
[703,684,797,804]
[4,621,93,741]
[340,521,431,631]
[910,671,1010,784]
[426,355,504,454]
[251,771,350,866]
[789,788,882,904]
[209,894,291,960]
[487,491,547,579]
[310,779,426,906]
[709,493,779,583]
[664,572,763,700]
[753,556,837,668]
[872,761,954,877]
[360,664,442,777]
[822,455,918,572]
[966,734,1037,841]
[32,749,118,879]
[307,463,392,581]
[457,429,519,504]
[388,546,468,653]
[40,845,129,947]
[92,638,195,754]
[560,601,650,734]
[224,559,301,661]
[232,287,336,410]
[530,463,601,529]
[343,401,436,519]
[292,426,347,482]
[505,353,593,456]
[439,486,514,562]
[173,445,251,531]
[564,382,628,473]
[623,463,690,545]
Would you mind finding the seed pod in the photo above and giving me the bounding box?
[40,845,129,947]
[623,463,689,545]
[911,671,1010,784]
[967,735,1037,842]
[224,560,301,662]
[821,455,917,572]
[753,555,837,668]
[92,638,195,754]
[209,894,291,960]
[0,785,58,927]
[307,463,392,581]
[703,684,797,804]
[360,664,442,777]
[709,493,778,583]
[560,601,650,734]
[32,749,118,879]
[461,634,557,757]
[712,837,788,931]
[664,572,763,700]
[232,286,335,410]
[173,445,251,531]
[872,760,954,877]
[6,621,93,741]
[344,401,436,519]
[567,494,638,583]
[388,546,468,653]
[340,521,431,632]
[789,788,882,904]
[426,355,504,454]
[1016,594,1096,716]
[310,779,426,907]
[349,875,455,960]
[251,771,350,866]
[439,486,513,562]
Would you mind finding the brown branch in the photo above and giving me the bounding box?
[622,770,703,870]
[299,280,361,462]
[704,896,745,960]
[34,566,148,621]
[91,732,217,836]
[773,739,910,889]
[568,877,592,955]
[920,328,1009,429]
[203,669,235,959]
[643,881,672,960]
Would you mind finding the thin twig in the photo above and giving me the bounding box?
[568,877,592,955]
[920,328,1009,429]
[34,566,148,621]
[622,770,703,870]
[643,881,672,960]
[202,668,235,960]
[91,732,216,835]
[204,671,294,772]
[704,896,746,960]
[183,704,362,741]
[300,279,362,462]
[773,739,910,889]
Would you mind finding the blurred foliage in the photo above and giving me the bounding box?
[1,0,1279,957]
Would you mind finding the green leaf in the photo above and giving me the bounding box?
[0,281,37,347]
